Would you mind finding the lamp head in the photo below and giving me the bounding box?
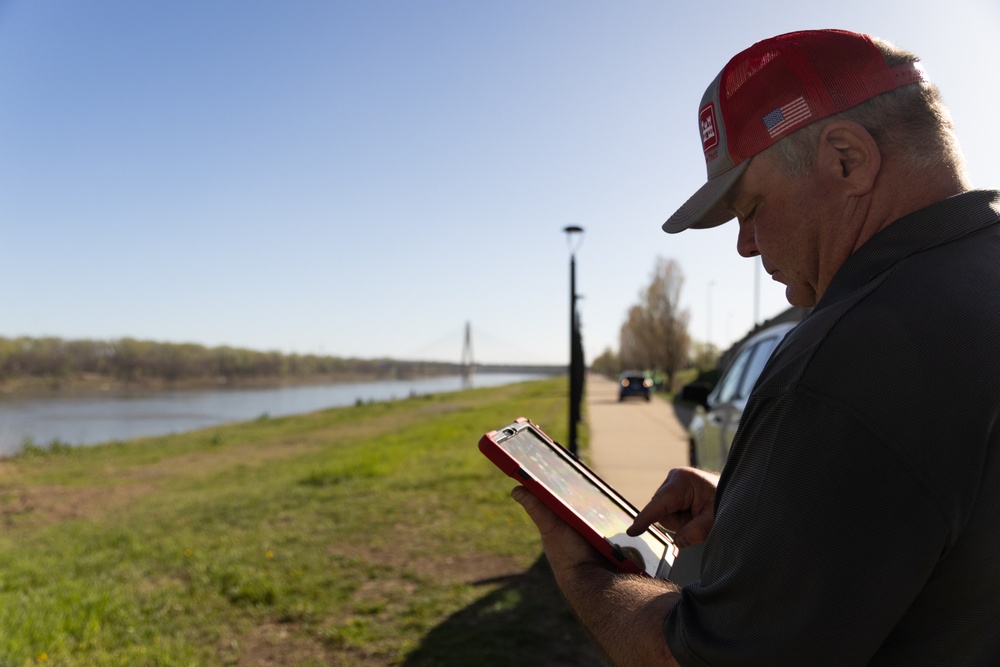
[563,225,585,253]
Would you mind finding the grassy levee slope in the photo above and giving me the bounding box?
[0,377,606,666]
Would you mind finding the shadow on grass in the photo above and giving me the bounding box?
[402,555,609,667]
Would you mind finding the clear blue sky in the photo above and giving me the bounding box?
[2,1,998,365]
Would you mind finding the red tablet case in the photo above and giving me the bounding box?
[479,417,675,578]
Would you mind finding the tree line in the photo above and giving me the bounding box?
[591,256,716,390]
[0,336,464,385]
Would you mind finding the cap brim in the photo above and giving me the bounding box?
[662,160,749,234]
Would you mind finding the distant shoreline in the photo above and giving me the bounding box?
[0,367,562,399]
[0,372,410,399]
[0,336,563,399]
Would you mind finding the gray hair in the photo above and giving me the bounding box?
[769,37,967,180]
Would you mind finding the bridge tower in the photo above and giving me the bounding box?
[461,321,474,386]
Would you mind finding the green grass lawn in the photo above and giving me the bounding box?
[0,377,606,666]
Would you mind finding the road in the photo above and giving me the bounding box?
[585,372,703,585]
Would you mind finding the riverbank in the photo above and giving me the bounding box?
[0,368,562,400]
[0,372,554,456]
[0,372,429,399]
[0,376,603,666]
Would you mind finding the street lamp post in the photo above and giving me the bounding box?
[563,225,585,456]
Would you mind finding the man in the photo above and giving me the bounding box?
[513,29,1000,665]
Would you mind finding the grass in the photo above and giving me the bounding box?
[0,377,606,666]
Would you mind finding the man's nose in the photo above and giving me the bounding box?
[736,218,759,258]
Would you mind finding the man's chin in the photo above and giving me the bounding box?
[784,285,818,309]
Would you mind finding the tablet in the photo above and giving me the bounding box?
[479,417,676,579]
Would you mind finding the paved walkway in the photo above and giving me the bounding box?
[585,373,689,503]
[585,372,702,585]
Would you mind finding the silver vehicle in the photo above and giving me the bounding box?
[685,322,796,472]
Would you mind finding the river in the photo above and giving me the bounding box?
[0,372,552,456]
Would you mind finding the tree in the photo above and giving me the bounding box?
[619,257,691,390]
[590,346,620,377]
[688,341,720,372]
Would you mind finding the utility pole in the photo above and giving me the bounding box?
[460,321,474,387]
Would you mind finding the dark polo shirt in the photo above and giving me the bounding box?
[665,191,1000,666]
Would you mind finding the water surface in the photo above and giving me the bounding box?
[0,372,549,456]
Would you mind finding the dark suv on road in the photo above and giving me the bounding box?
[618,371,653,402]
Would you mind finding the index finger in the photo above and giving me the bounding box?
[627,472,690,536]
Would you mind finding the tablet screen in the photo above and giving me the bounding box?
[497,426,670,574]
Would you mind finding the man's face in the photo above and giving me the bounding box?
[725,147,836,308]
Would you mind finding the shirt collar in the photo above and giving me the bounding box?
[816,190,1000,310]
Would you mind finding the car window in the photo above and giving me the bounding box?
[736,336,781,399]
[715,346,753,404]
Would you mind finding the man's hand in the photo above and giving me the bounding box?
[628,467,719,548]
[510,486,611,575]
[512,485,682,667]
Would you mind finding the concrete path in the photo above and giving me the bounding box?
[585,373,689,504]
[585,372,702,585]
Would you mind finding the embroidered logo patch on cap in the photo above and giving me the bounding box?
[700,103,718,153]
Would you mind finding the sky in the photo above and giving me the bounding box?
[1,1,998,366]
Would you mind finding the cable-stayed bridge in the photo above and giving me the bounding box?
[402,322,564,375]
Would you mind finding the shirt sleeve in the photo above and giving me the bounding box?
[664,388,949,667]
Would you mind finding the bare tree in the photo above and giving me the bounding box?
[619,257,691,390]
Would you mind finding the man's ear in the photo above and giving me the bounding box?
[818,120,881,196]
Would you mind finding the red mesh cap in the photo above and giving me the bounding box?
[663,29,925,234]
